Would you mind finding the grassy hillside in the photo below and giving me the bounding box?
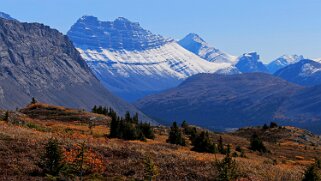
[0,103,320,180]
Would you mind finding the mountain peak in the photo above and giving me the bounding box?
[0,12,16,21]
[178,33,236,63]
[236,52,269,73]
[267,54,305,73]
[68,16,166,51]
[183,33,206,44]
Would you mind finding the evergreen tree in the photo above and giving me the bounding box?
[91,105,97,113]
[31,97,37,104]
[41,138,64,176]
[3,111,9,122]
[215,154,241,181]
[144,156,159,181]
[250,133,267,153]
[139,122,155,139]
[269,122,278,128]
[262,124,269,130]
[133,113,139,124]
[167,122,185,146]
[218,136,225,154]
[181,120,188,129]
[192,131,217,153]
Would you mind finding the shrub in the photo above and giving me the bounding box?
[192,131,217,153]
[262,124,269,130]
[302,160,321,181]
[250,133,267,153]
[167,122,185,146]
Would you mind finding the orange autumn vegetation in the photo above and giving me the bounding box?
[0,103,320,180]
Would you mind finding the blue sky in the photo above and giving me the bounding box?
[1,0,321,62]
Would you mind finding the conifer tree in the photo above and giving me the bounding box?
[250,133,267,153]
[215,154,241,181]
[31,97,37,104]
[3,111,9,122]
[192,131,216,153]
[218,136,225,154]
[167,122,185,146]
[41,138,64,176]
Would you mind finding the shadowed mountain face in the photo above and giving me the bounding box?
[274,59,321,86]
[235,52,269,73]
[67,16,232,102]
[135,73,303,130]
[0,18,153,123]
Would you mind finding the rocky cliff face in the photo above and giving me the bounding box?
[0,18,153,123]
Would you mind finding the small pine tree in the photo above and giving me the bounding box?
[91,105,97,113]
[250,133,267,153]
[192,131,217,153]
[181,120,188,129]
[144,156,159,181]
[139,123,155,139]
[167,122,185,146]
[41,138,64,176]
[215,154,241,181]
[218,136,225,154]
[262,124,269,130]
[3,111,9,122]
[31,97,37,104]
[269,122,278,128]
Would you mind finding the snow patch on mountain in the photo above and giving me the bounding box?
[267,55,304,73]
[178,33,237,64]
[68,17,233,101]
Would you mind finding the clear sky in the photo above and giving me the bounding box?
[1,0,321,62]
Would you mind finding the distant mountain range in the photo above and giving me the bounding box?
[1,11,321,132]
[0,15,153,123]
[267,55,304,73]
[67,16,233,101]
[135,73,304,130]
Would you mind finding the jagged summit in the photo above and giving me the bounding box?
[178,33,236,63]
[68,16,167,51]
[0,12,16,21]
[267,55,304,73]
[235,52,269,73]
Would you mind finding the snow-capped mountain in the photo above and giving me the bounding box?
[267,55,304,73]
[235,52,269,73]
[0,12,16,20]
[274,59,321,86]
[178,33,237,63]
[67,16,232,101]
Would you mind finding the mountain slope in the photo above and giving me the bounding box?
[267,55,304,73]
[0,12,16,21]
[67,16,232,101]
[274,59,321,86]
[235,52,269,73]
[178,33,237,63]
[135,73,303,130]
[0,18,152,122]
